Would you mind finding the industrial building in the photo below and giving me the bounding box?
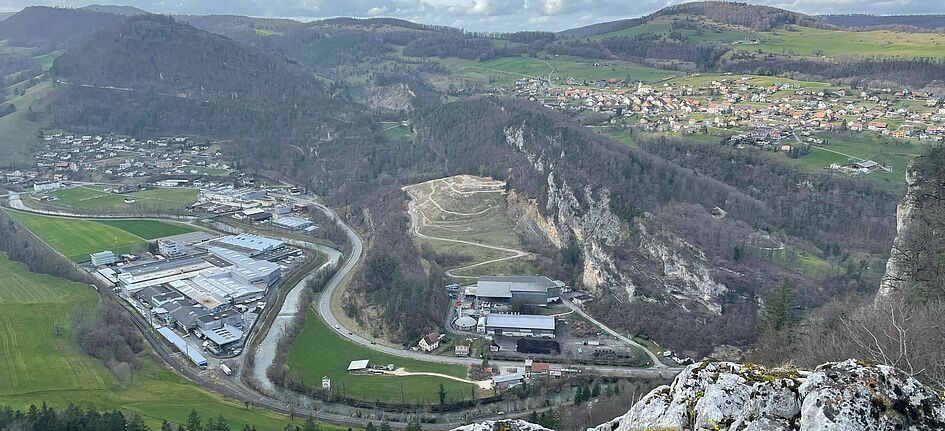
[272,216,316,232]
[208,247,281,285]
[202,324,244,353]
[158,240,183,257]
[116,255,217,293]
[158,327,207,368]
[212,234,284,256]
[118,246,280,311]
[33,181,62,192]
[200,186,267,205]
[478,314,556,338]
[90,250,117,266]
[470,276,562,306]
[168,271,264,313]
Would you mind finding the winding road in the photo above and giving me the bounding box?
[4,186,682,428]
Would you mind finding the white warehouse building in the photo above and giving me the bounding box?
[478,314,556,338]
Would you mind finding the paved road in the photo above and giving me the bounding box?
[5,187,683,426]
[561,298,667,368]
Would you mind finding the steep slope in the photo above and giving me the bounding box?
[396,98,889,354]
[877,146,945,300]
[50,15,325,109]
[0,6,125,51]
[40,14,349,139]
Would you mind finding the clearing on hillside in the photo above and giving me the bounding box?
[404,175,539,278]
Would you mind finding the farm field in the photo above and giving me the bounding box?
[0,253,342,431]
[592,18,945,58]
[381,121,415,143]
[778,132,926,191]
[446,55,681,87]
[742,26,945,58]
[94,219,195,240]
[5,211,192,261]
[286,311,481,405]
[44,186,199,213]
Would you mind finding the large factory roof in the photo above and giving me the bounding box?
[203,324,243,346]
[475,276,557,299]
[485,314,555,331]
[208,247,280,279]
[215,234,283,253]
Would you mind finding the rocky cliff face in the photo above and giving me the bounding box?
[877,162,921,299]
[588,360,945,431]
[503,124,731,315]
[451,421,552,431]
[452,361,945,431]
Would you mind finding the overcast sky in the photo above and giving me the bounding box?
[3,0,945,32]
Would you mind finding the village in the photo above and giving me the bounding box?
[510,73,945,176]
[2,131,232,187]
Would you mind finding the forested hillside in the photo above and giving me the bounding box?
[39,15,353,140]
[647,1,830,31]
[0,6,124,51]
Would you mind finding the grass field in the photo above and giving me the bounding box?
[44,186,199,213]
[253,28,283,36]
[6,211,193,261]
[740,26,945,58]
[287,311,480,405]
[592,18,945,59]
[776,132,926,191]
[8,211,148,260]
[381,122,415,143]
[0,253,345,431]
[94,219,194,240]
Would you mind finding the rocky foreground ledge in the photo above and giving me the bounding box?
[453,359,945,431]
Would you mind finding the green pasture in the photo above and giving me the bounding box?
[94,219,194,240]
[44,186,198,213]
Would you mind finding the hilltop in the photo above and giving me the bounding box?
[560,1,828,37]
[0,6,124,50]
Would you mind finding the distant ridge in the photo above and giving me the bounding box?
[0,6,125,50]
[559,1,829,38]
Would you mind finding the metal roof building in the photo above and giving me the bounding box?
[347,360,370,371]
[203,324,244,347]
[480,314,556,339]
[474,276,562,305]
[158,326,207,367]
[215,234,284,255]
[272,216,316,231]
[208,247,281,286]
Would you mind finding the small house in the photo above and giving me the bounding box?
[419,332,440,352]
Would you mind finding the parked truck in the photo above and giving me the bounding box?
[220,364,232,376]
